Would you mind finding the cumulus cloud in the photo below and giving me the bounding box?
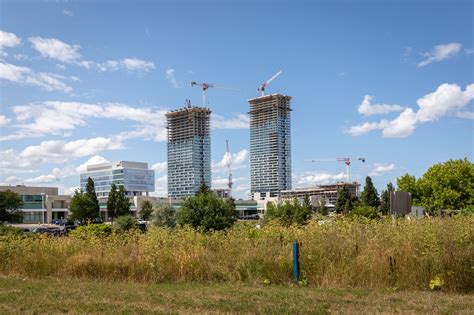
[0,30,21,51]
[149,175,167,197]
[418,42,462,67]
[0,138,122,171]
[28,36,155,73]
[368,163,396,177]
[212,149,249,173]
[347,83,474,138]
[0,115,10,126]
[346,121,389,136]
[20,155,110,184]
[151,161,167,172]
[24,174,59,183]
[29,37,81,63]
[165,68,179,88]
[0,62,73,92]
[213,114,250,129]
[357,95,405,116]
[293,171,346,187]
[2,101,168,141]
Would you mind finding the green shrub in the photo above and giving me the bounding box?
[351,205,381,219]
[69,223,112,238]
[152,204,177,228]
[264,199,311,226]
[115,215,138,231]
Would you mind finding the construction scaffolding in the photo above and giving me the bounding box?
[166,106,211,141]
[166,105,212,198]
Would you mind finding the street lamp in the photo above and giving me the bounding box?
[41,193,46,225]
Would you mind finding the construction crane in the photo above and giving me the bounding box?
[190,81,237,107]
[257,70,282,96]
[226,140,233,192]
[306,157,366,182]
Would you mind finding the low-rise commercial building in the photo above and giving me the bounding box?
[279,182,360,206]
[0,185,70,223]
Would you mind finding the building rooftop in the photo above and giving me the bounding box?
[86,161,149,172]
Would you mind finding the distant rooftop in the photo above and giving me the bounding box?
[86,160,149,172]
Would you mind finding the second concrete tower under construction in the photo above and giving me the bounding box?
[248,94,292,197]
[166,105,211,198]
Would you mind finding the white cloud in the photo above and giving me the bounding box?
[29,37,81,63]
[418,42,462,67]
[2,101,168,141]
[213,114,250,129]
[347,83,474,138]
[86,58,156,73]
[166,68,179,88]
[121,58,155,72]
[455,111,474,120]
[382,108,418,138]
[466,48,474,55]
[0,62,73,92]
[24,174,59,183]
[0,115,10,126]
[0,137,122,170]
[19,137,122,165]
[369,163,396,177]
[346,121,389,136]
[212,149,249,173]
[150,175,167,197]
[27,36,155,73]
[415,83,474,123]
[21,155,110,185]
[62,9,74,16]
[357,95,405,116]
[151,161,167,172]
[0,30,21,49]
[293,171,346,187]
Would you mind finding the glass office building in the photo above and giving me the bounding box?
[248,94,292,198]
[166,106,211,198]
[80,161,155,198]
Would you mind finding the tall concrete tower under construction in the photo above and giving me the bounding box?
[166,104,211,198]
[248,94,292,198]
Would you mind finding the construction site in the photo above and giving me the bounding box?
[248,94,292,198]
[166,103,212,198]
[164,70,366,210]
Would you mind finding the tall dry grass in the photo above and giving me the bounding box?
[0,217,472,292]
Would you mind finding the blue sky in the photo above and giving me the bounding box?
[0,0,473,198]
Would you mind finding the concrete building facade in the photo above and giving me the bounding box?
[279,182,360,206]
[166,105,211,198]
[248,94,292,198]
[0,185,70,223]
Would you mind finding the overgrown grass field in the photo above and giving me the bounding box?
[0,217,472,292]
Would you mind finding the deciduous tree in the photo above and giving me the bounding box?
[177,190,235,231]
[0,190,23,223]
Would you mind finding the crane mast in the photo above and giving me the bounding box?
[226,139,233,192]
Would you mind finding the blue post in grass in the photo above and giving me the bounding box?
[293,241,300,283]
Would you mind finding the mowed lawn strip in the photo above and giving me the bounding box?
[0,277,473,314]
